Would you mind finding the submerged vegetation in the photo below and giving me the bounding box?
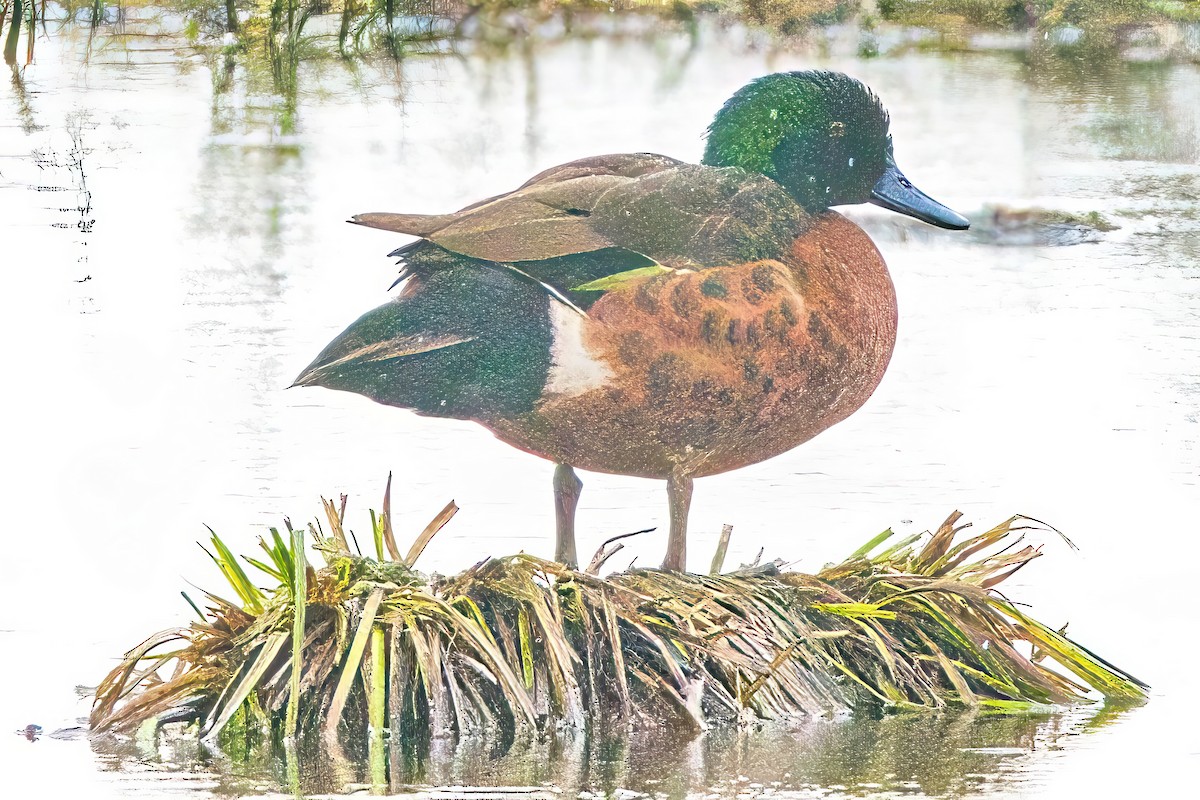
[90,486,1146,792]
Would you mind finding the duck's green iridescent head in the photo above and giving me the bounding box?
[704,71,968,230]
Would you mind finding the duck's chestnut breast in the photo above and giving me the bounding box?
[483,212,897,478]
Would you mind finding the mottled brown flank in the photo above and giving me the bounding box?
[484,212,897,479]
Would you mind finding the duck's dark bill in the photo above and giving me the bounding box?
[870,160,970,231]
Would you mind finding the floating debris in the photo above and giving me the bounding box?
[973,204,1119,246]
[16,724,42,742]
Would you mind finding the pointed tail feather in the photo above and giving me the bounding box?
[387,240,425,260]
[291,334,475,389]
[350,212,455,237]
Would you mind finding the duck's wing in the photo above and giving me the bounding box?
[585,164,806,269]
[351,155,807,284]
[293,251,554,418]
[353,153,683,262]
[510,152,687,191]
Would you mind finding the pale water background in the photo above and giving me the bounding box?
[1,9,1199,798]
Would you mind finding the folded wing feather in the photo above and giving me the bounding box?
[350,152,809,296]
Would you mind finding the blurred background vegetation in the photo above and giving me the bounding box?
[7,0,1199,64]
[4,0,1197,133]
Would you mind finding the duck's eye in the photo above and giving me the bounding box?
[830,121,846,138]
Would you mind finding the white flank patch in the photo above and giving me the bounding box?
[544,301,613,397]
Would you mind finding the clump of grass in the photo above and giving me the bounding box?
[91,487,1146,756]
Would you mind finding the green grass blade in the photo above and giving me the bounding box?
[369,509,386,562]
[992,599,1148,702]
[266,527,294,585]
[286,524,307,741]
[812,602,897,620]
[202,631,288,740]
[517,604,535,690]
[180,592,205,623]
[243,556,285,583]
[324,588,385,738]
[204,528,264,615]
[450,595,499,649]
[847,528,896,560]
[368,627,387,790]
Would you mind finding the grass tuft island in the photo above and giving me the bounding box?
[90,486,1147,777]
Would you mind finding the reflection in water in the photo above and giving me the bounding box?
[8,63,38,132]
[88,706,1134,798]
[1023,41,1199,163]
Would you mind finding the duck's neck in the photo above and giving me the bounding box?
[702,153,839,216]
[791,211,897,354]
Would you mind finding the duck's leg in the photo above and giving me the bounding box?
[661,467,694,572]
[553,464,582,569]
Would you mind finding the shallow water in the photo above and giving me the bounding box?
[2,8,1199,799]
